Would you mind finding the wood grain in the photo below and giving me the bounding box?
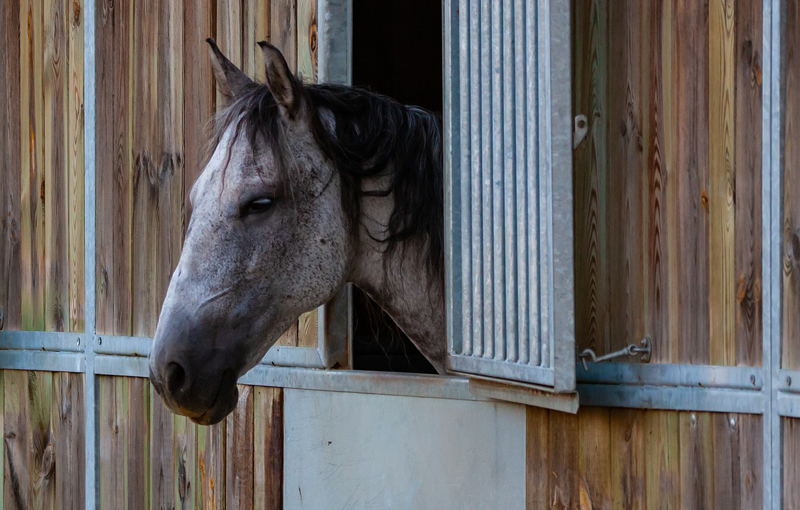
[549,411,579,509]
[297,0,317,83]
[271,0,297,72]
[610,409,646,509]
[53,373,85,510]
[173,414,197,510]
[216,0,244,109]
[679,411,714,509]
[4,370,34,510]
[577,407,611,510]
[254,387,283,510]
[645,410,679,510]
[708,0,736,366]
[67,0,85,333]
[0,0,22,331]
[197,419,226,509]
[785,418,800,510]
[226,385,254,510]
[525,407,549,510]
[733,0,762,366]
[151,390,175,510]
[43,0,70,334]
[783,0,800,369]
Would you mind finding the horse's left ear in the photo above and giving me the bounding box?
[258,41,302,118]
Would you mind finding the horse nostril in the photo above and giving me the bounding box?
[166,362,188,396]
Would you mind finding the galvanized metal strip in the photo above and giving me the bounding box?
[778,369,800,393]
[94,335,152,357]
[765,0,784,507]
[454,0,470,358]
[449,353,556,387]
[0,330,84,352]
[502,0,517,363]
[83,0,98,505]
[577,363,763,390]
[480,0,494,360]
[579,385,765,415]
[525,0,540,367]
[94,355,150,378]
[469,0,483,358]
[0,351,85,373]
[490,0,505,361]
[514,0,529,365]
[316,0,351,85]
[469,378,578,414]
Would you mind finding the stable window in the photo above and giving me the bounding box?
[443,0,576,406]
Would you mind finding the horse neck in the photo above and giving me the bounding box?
[347,170,447,374]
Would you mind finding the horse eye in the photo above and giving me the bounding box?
[240,197,273,217]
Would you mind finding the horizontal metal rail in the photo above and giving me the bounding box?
[577,362,763,390]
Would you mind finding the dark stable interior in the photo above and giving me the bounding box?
[350,0,442,373]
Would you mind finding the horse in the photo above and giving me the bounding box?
[148,39,445,425]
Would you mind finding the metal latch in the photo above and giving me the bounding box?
[573,114,588,149]
[578,337,651,371]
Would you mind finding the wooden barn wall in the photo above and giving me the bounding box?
[94,0,317,346]
[92,0,315,509]
[527,407,763,509]
[1,370,85,510]
[0,0,86,333]
[572,0,763,366]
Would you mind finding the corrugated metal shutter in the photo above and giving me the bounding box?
[443,0,575,394]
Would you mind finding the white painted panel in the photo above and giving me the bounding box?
[284,389,526,510]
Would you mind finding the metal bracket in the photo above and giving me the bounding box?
[579,337,651,371]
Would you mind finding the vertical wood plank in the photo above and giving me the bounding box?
[549,411,579,509]
[183,0,215,236]
[253,387,283,510]
[197,420,226,510]
[30,371,55,510]
[733,0,763,367]
[130,0,158,337]
[43,0,70,334]
[526,407,550,510]
[270,0,297,72]
[605,0,647,356]
[610,409,646,510]
[174,414,197,510]
[216,0,244,109]
[20,0,47,331]
[112,0,133,336]
[578,408,611,510]
[54,372,85,510]
[155,0,184,328]
[712,413,740,510]
[243,0,271,80]
[708,0,736,366]
[647,0,673,363]
[4,370,33,510]
[785,418,800,510]
[738,414,763,508]
[674,0,711,363]
[151,391,175,510]
[573,0,610,356]
[297,311,318,349]
[0,372,4,506]
[97,376,124,510]
[226,385,254,510]
[0,0,22,331]
[296,0,317,83]
[645,410,679,510]
[679,411,714,509]
[67,0,85,333]
[95,0,114,335]
[783,0,800,369]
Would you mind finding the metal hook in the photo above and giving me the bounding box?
[579,337,651,371]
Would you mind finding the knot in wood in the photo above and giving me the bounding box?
[41,443,55,478]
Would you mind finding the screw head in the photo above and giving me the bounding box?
[787,376,793,387]
[730,418,736,428]
[97,337,102,345]
[690,413,697,425]
[751,374,757,386]
[77,337,81,346]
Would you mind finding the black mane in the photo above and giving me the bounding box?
[211,80,444,280]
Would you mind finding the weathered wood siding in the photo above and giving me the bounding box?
[1,0,85,333]
[94,0,318,347]
[1,370,85,510]
[527,407,763,509]
[95,376,282,510]
[572,0,763,366]
[782,0,800,369]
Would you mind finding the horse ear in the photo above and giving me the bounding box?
[207,38,253,101]
[258,41,301,117]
